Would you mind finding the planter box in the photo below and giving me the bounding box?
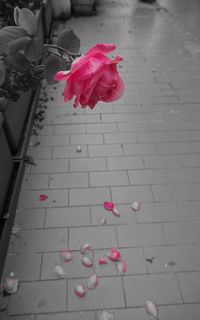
[72,0,96,15]
[1,90,33,155]
[51,0,71,19]
[42,0,53,40]
[36,7,45,45]
[0,113,13,218]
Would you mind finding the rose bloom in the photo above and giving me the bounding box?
[55,43,125,109]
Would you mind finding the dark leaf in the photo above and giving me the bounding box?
[25,36,43,61]
[0,26,29,54]
[17,8,37,35]
[44,55,67,84]
[6,36,31,55]
[0,60,6,86]
[57,29,80,54]
[24,155,36,166]
[6,52,30,72]
[14,7,20,26]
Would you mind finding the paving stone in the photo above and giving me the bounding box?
[163,221,200,245]
[22,174,49,190]
[104,133,137,144]
[70,158,106,172]
[176,272,200,303]
[143,155,181,168]
[38,135,70,146]
[41,251,93,280]
[49,172,89,188]
[69,187,110,206]
[123,274,182,307]
[111,185,154,204]
[8,281,66,314]
[54,124,86,134]
[117,224,165,247]
[93,249,118,276]
[28,146,52,159]
[89,144,123,157]
[102,113,132,123]
[128,169,169,185]
[87,123,118,133]
[156,142,194,154]
[67,277,125,311]
[3,253,41,281]
[158,304,200,320]
[180,154,200,167]
[144,245,200,273]
[90,171,129,187]
[18,189,68,208]
[136,202,182,222]
[14,208,45,229]
[107,156,144,170]
[31,159,69,174]
[91,204,136,225]
[53,146,88,158]
[1,316,35,320]
[136,132,171,142]
[37,311,95,320]
[97,307,146,320]
[69,226,117,250]
[18,228,68,253]
[71,133,103,145]
[117,247,147,275]
[178,200,200,220]
[167,168,200,183]
[123,143,158,155]
[192,141,200,152]
[44,114,100,125]
[168,131,200,142]
[152,183,200,201]
[118,122,149,132]
[45,207,90,228]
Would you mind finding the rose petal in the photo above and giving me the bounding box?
[98,258,108,265]
[74,284,86,298]
[39,194,48,201]
[86,274,98,290]
[82,256,93,268]
[60,249,73,263]
[112,207,120,217]
[131,201,140,211]
[145,300,159,320]
[116,260,127,274]
[100,310,114,320]
[80,243,92,254]
[3,273,19,294]
[76,145,82,152]
[107,248,121,261]
[99,216,107,225]
[104,201,114,211]
[54,265,66,279]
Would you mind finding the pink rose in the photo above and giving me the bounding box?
[55,43,125,109]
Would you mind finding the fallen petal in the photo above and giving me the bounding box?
[131,201,140,211]
[74,284,86,298]
[99,310,114,320]
[76,145,82,152]
[98,258,108,265]
[3,272,19,294]
[99,216,107,225]
[82,256,93,267]
[104,201,114,211]
[112,207,120,217]
[116,260,127,274]
[145,300,159,320]
[60,249,73,263]
[54,265,66,278]
[107,248,121,261]
[39,194,48,201]
[80,243,92,254]
[86,274,99,290]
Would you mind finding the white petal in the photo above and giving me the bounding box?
[82,256,93,267]
[131,201,140,211]
[60,249,73,263]
[74,284,86,297]
[145,300,159,319]
[76,145,82,152]
[3,272,19,294]
[99,310,114,320]
[80,242,92,254]
[54,265,66,278]
[99,216,107,224]
[86,274,98,290]
[112,207,120,217]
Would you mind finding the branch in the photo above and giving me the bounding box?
[43,44,80,58]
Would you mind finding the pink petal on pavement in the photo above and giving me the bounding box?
[86,274,99,290]
[98,258,108,265]
[104,201,114,211]
[80,243,92,254]
[74,284,86,298]
[60,249,73,263]
[112,207,120,217]
[116,260,127,274]
[39,194,48,201]
[82,256,93,268]
[107,248,121,262]
[145,300,159,320]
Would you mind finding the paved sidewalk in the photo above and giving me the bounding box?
[1,0,200,319]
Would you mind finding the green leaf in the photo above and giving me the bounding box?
[0,26,29,54]
[44,55,67,84]
[0,60,6,86]
[14,7,20,26]
[25,36,43,61]
[57,29,80,54]
[6,52,30,72]
[6,36,31,54]
[17,8,37,35]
